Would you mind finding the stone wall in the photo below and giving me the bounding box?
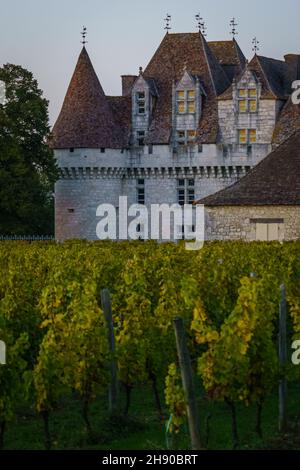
[55,174,237,241]
[55,179,123,241]
[55,144,249,240]
[54,141,285,241]
[204,206,300,241]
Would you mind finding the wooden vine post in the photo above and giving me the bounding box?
[279,284,288,433]
[101,288,118,414]
[173,317,203,450]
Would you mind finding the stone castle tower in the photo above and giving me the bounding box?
[50,31,300,240]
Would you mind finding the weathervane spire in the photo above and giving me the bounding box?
[195,13,207,37]
[252,37,260,54]
[81,26,88,46]
[164,14,171,33]
[230,18,238,38]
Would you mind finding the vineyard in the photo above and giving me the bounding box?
[0,240,300,450]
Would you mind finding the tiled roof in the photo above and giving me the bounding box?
[219,54,294,100]
[143,32,230,144]
[208,39,246,81]
[107,95,132,147]
[51,34,300,150]
[255,56,288,99]
[197,130,300,206]
[273,98,300,145]
[50,47,124,149]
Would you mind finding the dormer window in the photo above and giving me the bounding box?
[137,92,145,114]
[249,129,257,143]
[187,130,196,142]
[187,90,196,113]
[238,88,257,113]
[176,90,196,114]
[239,129,257,144]
[177,130,185,145]
[176,130,196,145]
[177,91,185,113]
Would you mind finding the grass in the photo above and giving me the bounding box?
[4,380,300,450]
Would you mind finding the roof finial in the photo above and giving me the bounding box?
[81,26,88,46]
[230,18,238,38]
[195,13,207,37]
[139,66,143,75]
[164,14,171,33]
[252,37,260,54]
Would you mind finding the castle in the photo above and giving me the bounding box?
[50,31,300,241]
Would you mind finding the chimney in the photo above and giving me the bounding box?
[121,75,137,96]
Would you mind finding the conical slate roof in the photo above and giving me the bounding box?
[51,47,124,149]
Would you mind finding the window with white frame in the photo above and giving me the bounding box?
[176,130,196,145]
[238,129,257,145]
[176,89,196,114]
[238,88,257,113]
[177,179,195,206]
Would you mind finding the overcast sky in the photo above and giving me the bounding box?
[1,0,300,125]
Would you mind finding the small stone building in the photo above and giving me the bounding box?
[198,130,300,241]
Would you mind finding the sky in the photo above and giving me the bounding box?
[1,0,300,126]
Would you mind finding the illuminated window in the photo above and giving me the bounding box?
[178,101,185,113]
[188,101,195,113]
[239,129,247,144]
[177,130,196,145]
[176,89,196,114]
[239,100,247,112]
[239,129,257,144]
[137,92,145,114]
[249,100,257,112]
[177,91,185,113]
[187,89,196,114]
[249,129,257,144]
[187,130,196,142]
[238,88,258,113]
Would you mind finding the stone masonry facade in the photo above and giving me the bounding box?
[51,32,300,241]
[204,206,300,241]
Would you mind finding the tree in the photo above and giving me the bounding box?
[0,64,58,235]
